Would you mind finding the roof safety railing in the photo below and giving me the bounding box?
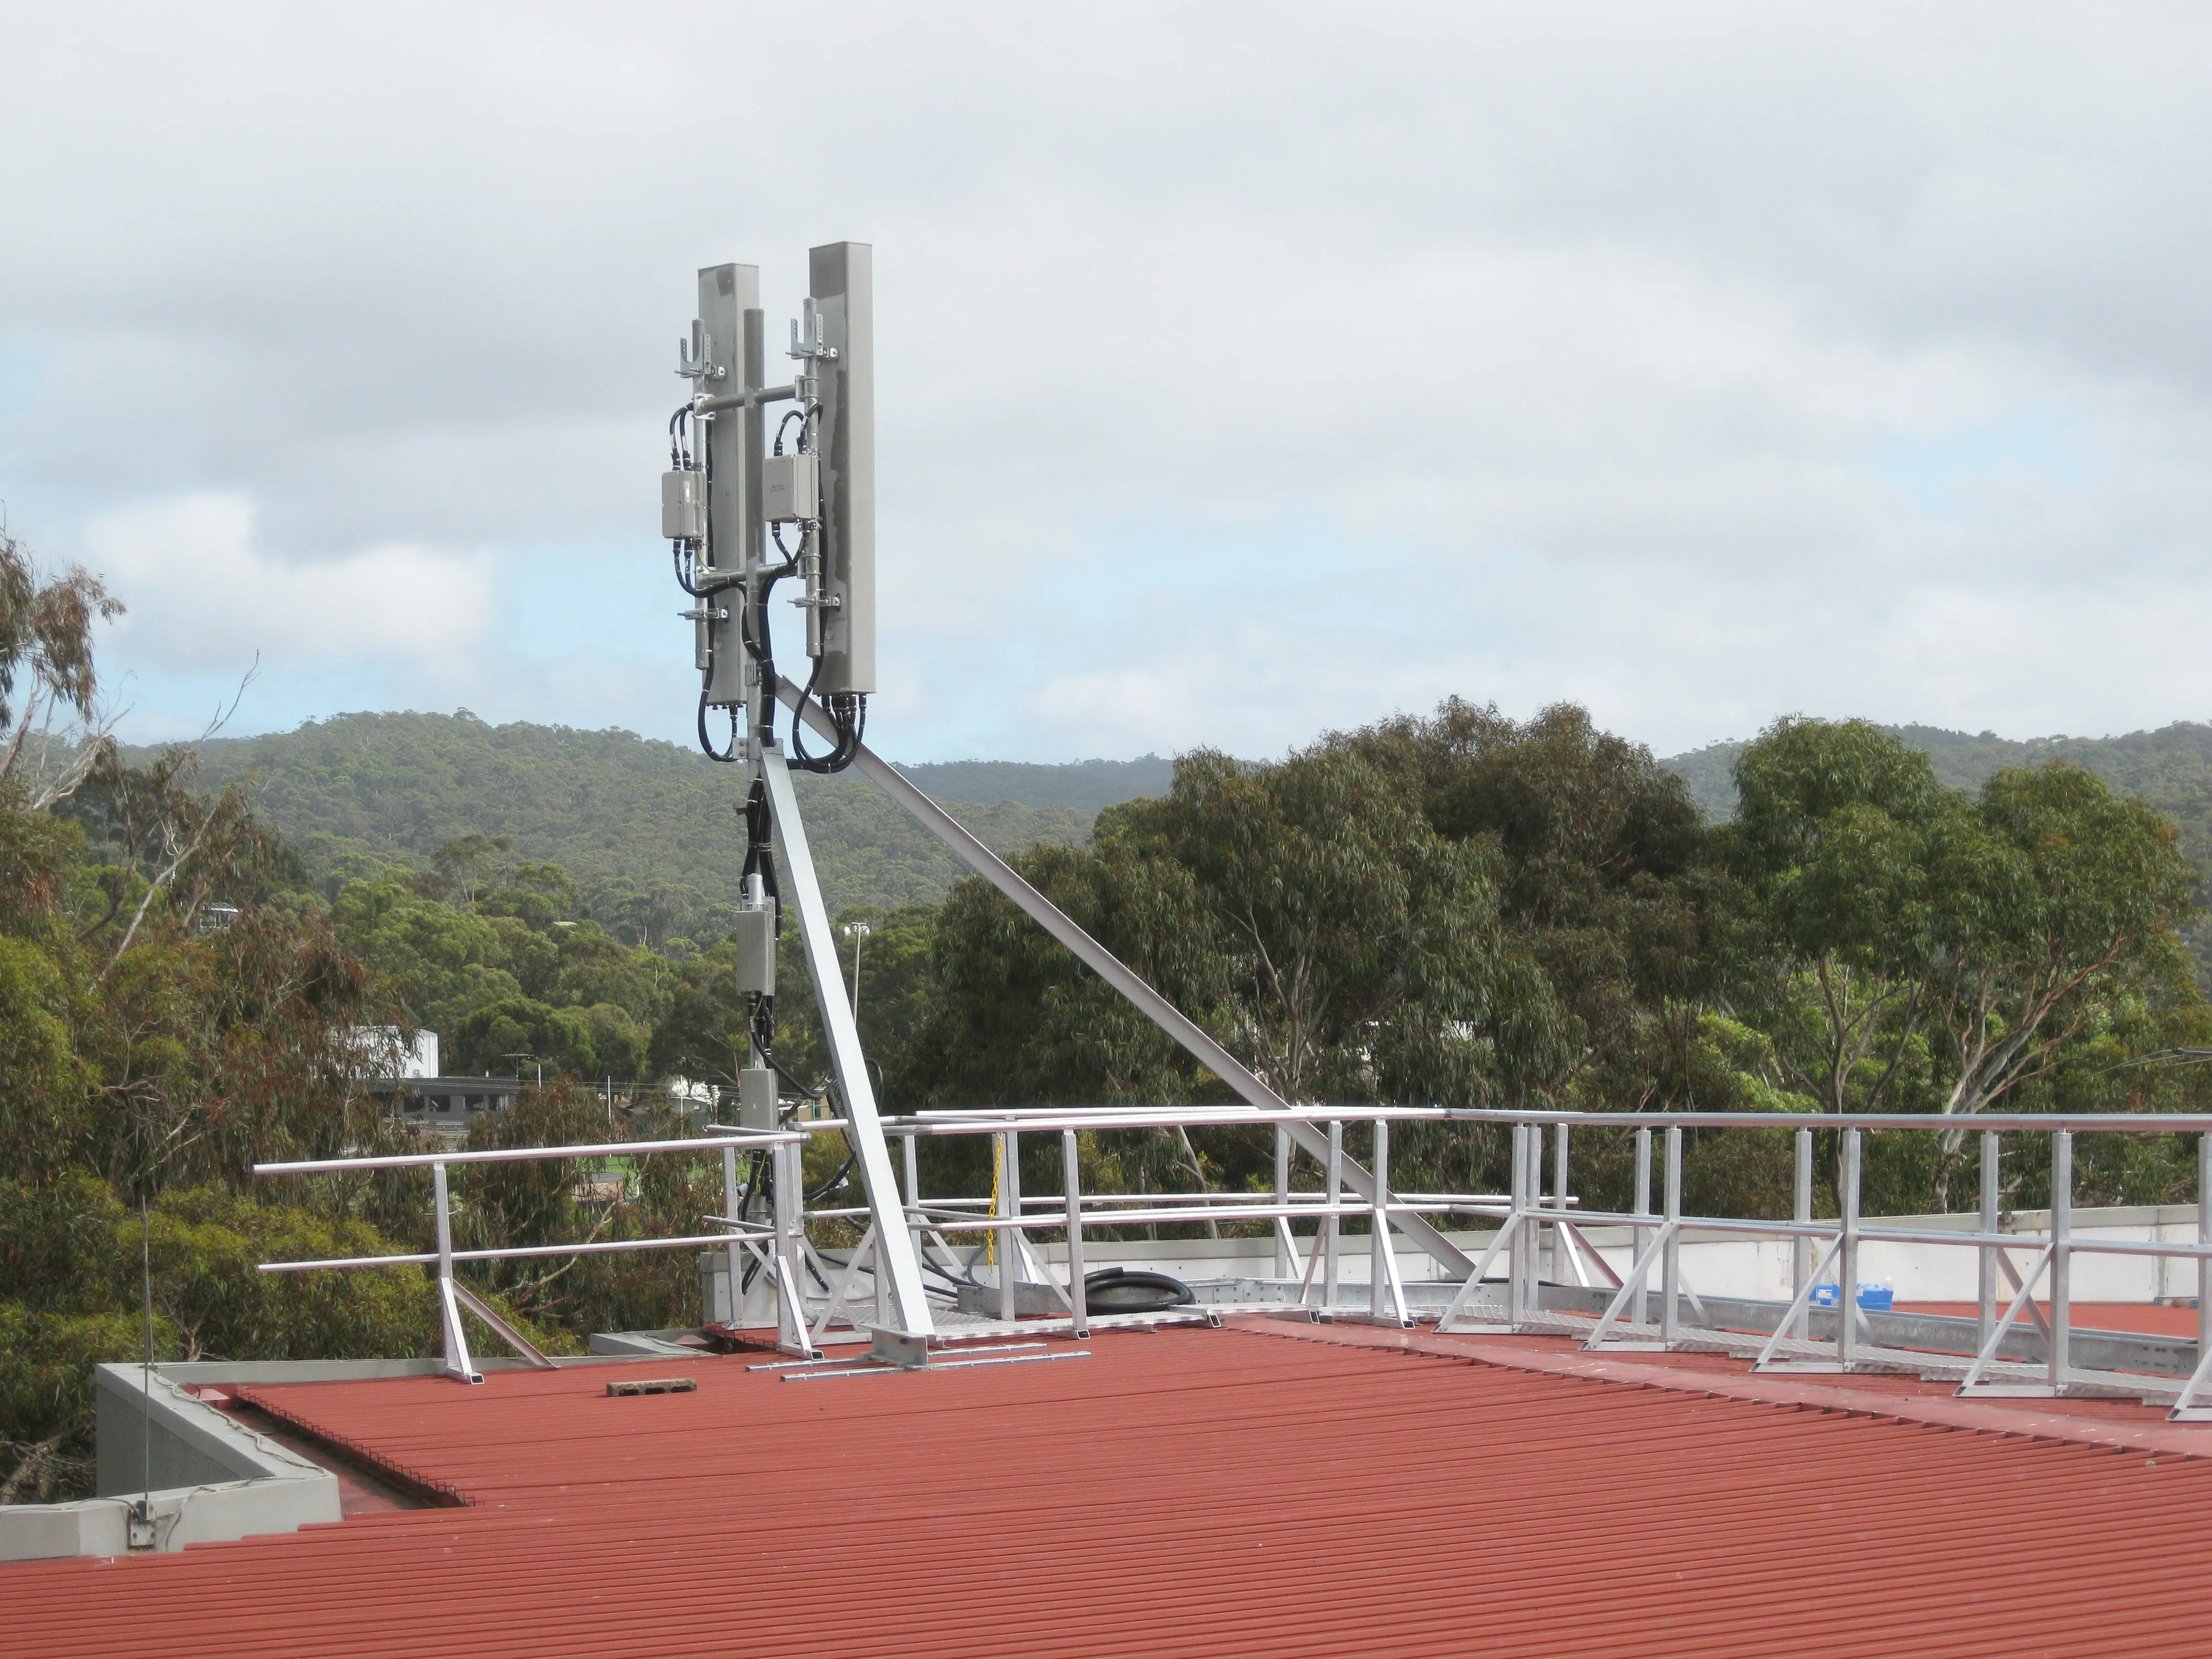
[867,1106,2212,1418]
[254,1129,804,1381]
[254,1106,2212,1415]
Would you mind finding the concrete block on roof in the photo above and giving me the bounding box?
[95,1363,332,1496]
[0,1365,341,1562]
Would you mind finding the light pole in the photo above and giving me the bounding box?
[839,922,873,1024]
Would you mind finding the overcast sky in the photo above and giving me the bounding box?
[4,3,2210,762]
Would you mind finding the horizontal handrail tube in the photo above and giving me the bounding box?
[260,1230,743,1274]
[704,1120,850,1135]
[1558,1210,2212,1260]
[912,1190,1520,1211]
[2063,1236,2212,1261]
[1443,1108,2212,1134]
[890,1107,1452,1135]
[891,1106,2212,1136]
[257,1133,797,1176]
[920,1201,1439,1234]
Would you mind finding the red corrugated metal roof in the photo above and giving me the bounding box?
[9,1322,2212,1658]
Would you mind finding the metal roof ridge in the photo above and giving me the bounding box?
[228,1387,474,1509]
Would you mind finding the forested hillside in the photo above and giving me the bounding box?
[133,714,1129,946]
[1663,721,2212,834]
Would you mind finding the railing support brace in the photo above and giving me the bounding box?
[432,1162,483,1385]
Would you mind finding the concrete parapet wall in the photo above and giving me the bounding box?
[1,1365,340,1563]
[3,1474,343,1562]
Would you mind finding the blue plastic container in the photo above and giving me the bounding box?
[1808,1283,1893,1311]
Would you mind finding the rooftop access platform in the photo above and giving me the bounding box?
[12,1105,2212,1658]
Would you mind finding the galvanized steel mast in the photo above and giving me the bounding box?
[675,247,933,1341]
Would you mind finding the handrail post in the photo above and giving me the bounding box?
[1660,1126,1682,1344]
[997,1131,1021,1323]
[1323,1119,1342,1310]
[721,1144,743,1324]
[1369,1119,1387,1319]
[1632,1128,1652,1327]
[432,1162,481,1385]
[2199,1133,2211,1373]
[1369,1118,1410,1323]
[2050,1129,2072,1391]
[1274,1124,1292,1281]
[1526,1123,1543,1319]
[1979,1131,2000,1357]
[1506,1124,1529,1327]
[773,1136,809,1354]
[1837,1128,1861,1369]
[872,1219,893,1329]
[1552,1122,1569,1285]
[1062,1129,1089,1339]
[902,1131,923,1272]
[1791,1128,1812,1341]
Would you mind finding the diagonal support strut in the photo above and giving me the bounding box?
[760,745,937,1337]
[777,678,1478,1281]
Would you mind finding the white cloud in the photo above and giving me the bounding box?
[2,3,2211,760]
[87,494,492,672]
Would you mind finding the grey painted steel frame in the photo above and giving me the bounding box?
[776,678,1477,1280]
[759,744,934,1335]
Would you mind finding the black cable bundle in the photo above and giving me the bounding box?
[696,692,740,763]
[738,778,780,1060]
[789,670,866,774]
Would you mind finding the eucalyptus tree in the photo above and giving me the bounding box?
[1347,698,1734,1115]
[890,736,1571,1198]
[1723,717,1950,1119]
[1723,717,2204,1207]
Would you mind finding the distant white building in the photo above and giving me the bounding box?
[347,1026,441,1079]
[665,1077,718,1115]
